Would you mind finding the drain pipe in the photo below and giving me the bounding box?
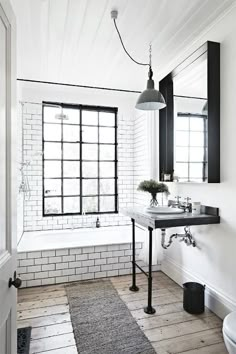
[161,227,196,249]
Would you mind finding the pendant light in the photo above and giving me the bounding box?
[111,10,166,111]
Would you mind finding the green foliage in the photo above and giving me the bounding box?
[137,179,169,195]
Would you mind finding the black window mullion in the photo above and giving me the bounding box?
[98,112,100,212]
[80,107,83,214]
[114,111,118,212]
[61,107,64,213]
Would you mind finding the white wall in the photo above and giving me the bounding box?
[17,84,24,243]
[19,82,138,231]
[161,5,236,318]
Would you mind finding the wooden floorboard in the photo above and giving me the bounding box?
[17,271,227,354]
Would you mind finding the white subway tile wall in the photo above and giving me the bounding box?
[21,102,134,231]
[17,243,160,288]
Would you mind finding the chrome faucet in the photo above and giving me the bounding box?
[173,196,191,212]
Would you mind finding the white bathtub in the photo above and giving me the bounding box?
[18,225,145,253]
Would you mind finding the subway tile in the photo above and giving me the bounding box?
[76,267,88,275]
[95,271,107,279]
[20,273,34,281]
[56,276,68,284]
[42,278,55,286]
[82,260,94,267]
[34,271,49,279]
[49,256,62,263]
[27,279,42,287]
[82,273,94,280]
[88,266,100,273]
[95,258,106,266]
[42,250,55,257]
[63,255,75,262]
[27,265,41,273]
[56,249,69,256]
[107,257,118,264]
[69,261,81,268]
[82,247,95,254]
[49,270,62,277]
[20,259,34,267]
[88,253,100,260]
[76,254,88,261]
[56,262,68,270]
[70,248,82,255]
[42,264,55,271]
[35,257,49,265]
[62,269,75,276]
[112,250,124,257]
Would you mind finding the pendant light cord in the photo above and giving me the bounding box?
[113,19,150,68]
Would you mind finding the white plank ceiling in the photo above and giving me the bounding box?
[11,0,235,91]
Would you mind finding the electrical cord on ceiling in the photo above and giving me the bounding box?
[113,18,150,68]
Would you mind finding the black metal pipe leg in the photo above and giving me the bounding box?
[129,218,139,292]
[144,227,156,314]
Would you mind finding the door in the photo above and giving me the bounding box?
[0,0,17,353]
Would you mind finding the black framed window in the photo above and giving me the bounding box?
[43,102,118,216]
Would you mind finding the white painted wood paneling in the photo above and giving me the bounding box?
[10,0,235,90]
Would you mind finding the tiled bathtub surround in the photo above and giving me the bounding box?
[17,242,160,288]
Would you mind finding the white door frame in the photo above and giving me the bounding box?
[0,0,17,353]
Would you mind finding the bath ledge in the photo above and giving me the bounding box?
[17,225,145,253]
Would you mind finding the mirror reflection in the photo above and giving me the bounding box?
[173,53,208,182]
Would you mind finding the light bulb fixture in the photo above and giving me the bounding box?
[111,9,166,111]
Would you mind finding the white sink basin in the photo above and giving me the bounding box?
[146,206,185,215]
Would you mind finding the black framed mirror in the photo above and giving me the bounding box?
[159,41,220,183]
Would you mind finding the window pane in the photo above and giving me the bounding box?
[100,145,115,160]
[100,162,115,177]
[63,125,80,142]
[175,131,188,146]
[100,127,115,143]
[83,196,98,213]
[44,123,61,141]
[44,179,61,196]
[63,179,80,196]
[99,112,115,126]
[44,197,61,214]
[100,196,115,212]
[82,144,98,160]
[190,118,204,131]
[190,163,203,178]
[100,179,115,195]
[190,147,204,162]
[44,142,61,159]
[190,132,204,147]
[175,117,189,131]
[64,197,80,213]
[175,163,188,178]
[63,161,80,177]
[83,179,98,195]
[44,106,60,123]
[82,110,98,125]
[82,126,98,143]
[44,161,61,178]
[175,147,188,162]
[63,108,79,124]
[63,143,80,160]
[83,162,98,178]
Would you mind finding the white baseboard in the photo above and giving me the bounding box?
[161,256,236,319]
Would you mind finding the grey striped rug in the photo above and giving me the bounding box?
[66,279,156,354]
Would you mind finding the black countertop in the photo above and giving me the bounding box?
[122,206,220,229]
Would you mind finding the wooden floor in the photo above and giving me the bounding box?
[17,272,227,354]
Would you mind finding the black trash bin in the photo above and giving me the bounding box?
[183,282,205,314]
